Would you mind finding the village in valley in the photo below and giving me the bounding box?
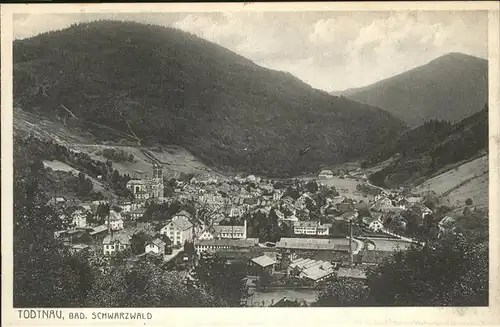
[9,11,490,310]
[50,156,455,306]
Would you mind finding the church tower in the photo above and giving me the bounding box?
[151,163,164,198]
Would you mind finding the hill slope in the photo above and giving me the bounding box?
[367,104,488,188]
[13,107,224,180]
[338,53,488,127]
[13,20,405,178]
[414,155,488,212]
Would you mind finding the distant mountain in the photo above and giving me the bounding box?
[336,53,488,127]
[366,104,488,188]
[13,20,405,178]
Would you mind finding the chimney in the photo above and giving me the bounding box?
[349,219,354,267]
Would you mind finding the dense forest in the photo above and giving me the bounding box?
[15,135,132,198]
[367,104,488,188]
[13,20,405,177]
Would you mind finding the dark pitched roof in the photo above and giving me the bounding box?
[89,225,108,236]
[175,210,193,218]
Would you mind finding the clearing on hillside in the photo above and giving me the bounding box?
[413,155,488,211]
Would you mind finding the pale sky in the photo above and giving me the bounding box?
[13,11,488,92]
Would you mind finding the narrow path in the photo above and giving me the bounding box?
[438,170,488,198]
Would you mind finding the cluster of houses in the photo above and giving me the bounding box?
[50,162,453,300]
[49,167,436,259]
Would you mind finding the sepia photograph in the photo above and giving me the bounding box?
[2,3,499,325]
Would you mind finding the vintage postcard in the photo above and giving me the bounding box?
[1,2,500,326]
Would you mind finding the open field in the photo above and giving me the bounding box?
[413,155,488,211]
[362,155,400,175]
[14,107,94,145]
[318,177,376,202]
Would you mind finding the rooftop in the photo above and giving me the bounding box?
[171,216,193,231]
[276,237,358,252]
[147,238,166,249]
[103,233,131,245]
[89,225,108,235]
[195,238,259,248]
[212,225,246,235]
[127,179,146,185]
[175,210,193,218]
[331,196,346,205]
[109,210,122,221]
[70,244,90,250]
[337,267,367,279]
[294,221,319,228]
[251,255,277,268]
[301,265,335,281]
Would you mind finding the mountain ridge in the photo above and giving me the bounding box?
[333,52,488,127]
[13,20,406,178]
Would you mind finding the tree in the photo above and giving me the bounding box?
[87,260,224,307]
[465,198,473,206]
[366,236,488,306]
[279,221,294,238]
[14,144,85,307]
[195,257,247,306]
[315,278,369,306]
[75,172,93,197]
[130,231,152,255]
[305,180,319,193]
[96,203,110,224]
[283,186,300,200]
[183,241,195,256]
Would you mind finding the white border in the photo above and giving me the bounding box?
[2,2,500,326]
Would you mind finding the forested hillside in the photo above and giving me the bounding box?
[13,20,405,178]
[367,104,488,188]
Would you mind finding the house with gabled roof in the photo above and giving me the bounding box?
[250,254,277,274]
[361,216,384,232]
[194,238,259,253]
[103,233,131,256]
[340,211,359,221]
[438,216,456,238]
[145,238,166,255]
[47,196,67,207]
[160,213,194,246]
[198,220,247,240]
[68,207,88,229]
